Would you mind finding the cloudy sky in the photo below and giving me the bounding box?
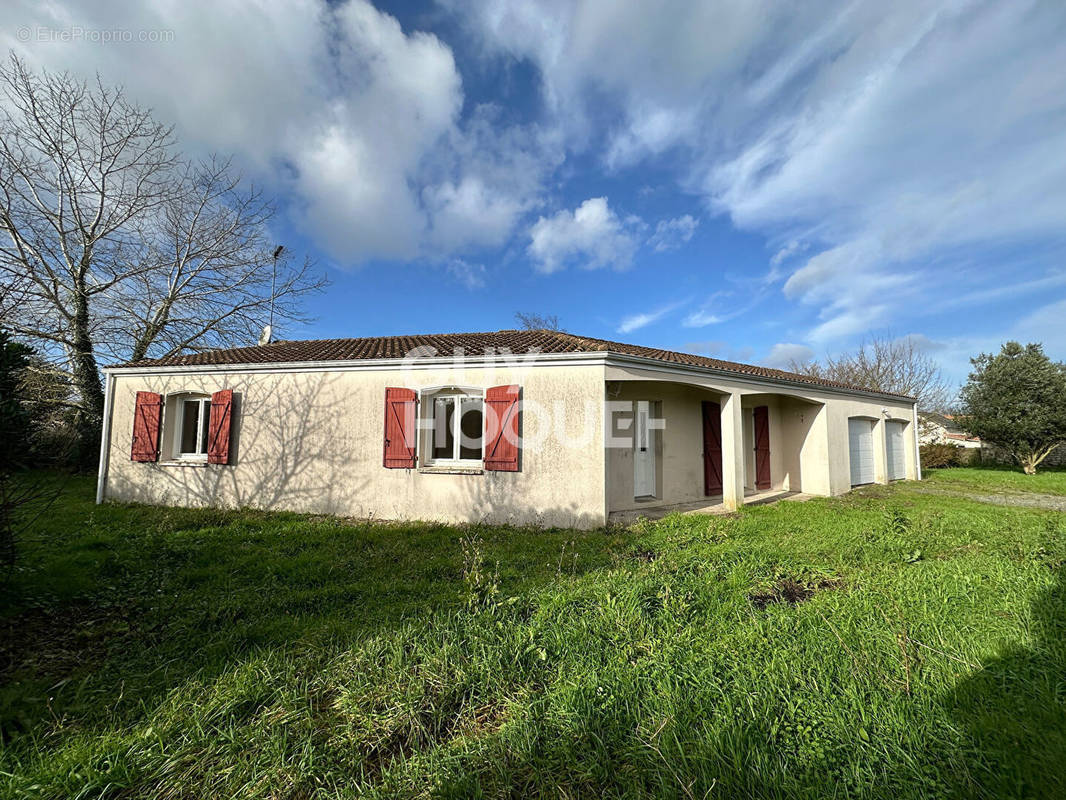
[4,0,1065,386]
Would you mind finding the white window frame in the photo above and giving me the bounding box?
[171,394,211,462]
[418,386,485,468]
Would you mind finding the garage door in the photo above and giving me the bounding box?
[885,421,906,480]
[848,418,875,486]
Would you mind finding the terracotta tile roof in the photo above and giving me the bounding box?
[119,329,915,399]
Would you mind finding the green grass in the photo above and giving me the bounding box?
[2,468,1065,799]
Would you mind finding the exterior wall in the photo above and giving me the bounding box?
[604,383,826,512]
[603,364,917,513]
[605,381,718,513]
[779,396,831,496]
[822,400,918,493]
[101,355,919,528]
[102,363,608,529]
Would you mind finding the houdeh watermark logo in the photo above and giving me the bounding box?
[16,26,176,44]
[396,345,666,451]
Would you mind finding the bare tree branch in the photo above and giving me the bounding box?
[789,334,953,411]
[0,56,326,461]
[515,312,564,332]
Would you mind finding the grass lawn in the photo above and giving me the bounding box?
[1,469,1065,799]
[919,465,1066,497]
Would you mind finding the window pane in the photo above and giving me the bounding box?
[459,397,483,460]
[432,398,455,460]
[200,400,210,454]
[180,400,201,454]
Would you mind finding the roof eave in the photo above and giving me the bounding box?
[601,351,917,403]
[105,348,915,403]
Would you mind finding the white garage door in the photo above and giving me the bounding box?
[886,421,906,481]
[848,418,875,486]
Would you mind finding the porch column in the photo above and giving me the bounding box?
[873,417,888,484]
[720,391,745,511]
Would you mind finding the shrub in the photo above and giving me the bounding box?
[920,443,964,469]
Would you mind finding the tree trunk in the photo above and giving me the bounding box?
[70,288,104,468]
[1019,444,1060,475]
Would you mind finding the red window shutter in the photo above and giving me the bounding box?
[208,389,234,465]
[383,387,417,468]
[130,391,162,462]
[754,405,771,490]
[484,385,521,472]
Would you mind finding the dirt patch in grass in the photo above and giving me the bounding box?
[910,486,1066,511]
[356,696,511,782]
[749,577,844,610]
[630,548,658,563]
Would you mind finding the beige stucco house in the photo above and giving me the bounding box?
[96,330,921,529]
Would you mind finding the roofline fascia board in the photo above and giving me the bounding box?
[601,352,916,403]
[103,349,915,403]
[103,351,610,375]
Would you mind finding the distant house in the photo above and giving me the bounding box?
[919,412,1065,467]
[96,330,920,529]
[918,413,982,449]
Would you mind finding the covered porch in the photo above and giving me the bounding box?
[604,374,831,519]
[607,487,811,524]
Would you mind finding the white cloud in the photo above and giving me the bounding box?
[528,197,640,273]
[0,0,549,264]
[770,239,805,268]
[422,177,525,253]
[616,300,684,334]
[682,310,724,327]
[764,343,815,370]
[461,0,1066,340]
[444,258,487,289]
[648,214,699,252]
[682,289,769,329]
[1014,298,1066,360]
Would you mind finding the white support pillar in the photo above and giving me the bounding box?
[911,402,922,481]
[721,391,745,511]
[873,417,888,485]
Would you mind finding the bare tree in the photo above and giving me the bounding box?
[100,157,322,363]
[789,334,953,411]
[0,57,324,461]
[515,311,564,331]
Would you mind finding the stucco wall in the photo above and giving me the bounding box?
[602,364,917,512]
[103,363,608,529]
[604,382,823,512]
[822,399,918,494]
[605,381,718,513]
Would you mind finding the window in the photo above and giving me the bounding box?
[174,395,211,460]
[421,389,484,466]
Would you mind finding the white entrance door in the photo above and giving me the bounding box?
[848,418,875,486]
[634,401,656,497]
[886,421,906,480]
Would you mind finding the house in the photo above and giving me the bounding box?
[918,412,982,448]
[96,330,921,529]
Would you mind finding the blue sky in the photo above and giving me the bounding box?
[4,0,1066,388]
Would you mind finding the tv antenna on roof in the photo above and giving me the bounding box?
[259,245,285,346]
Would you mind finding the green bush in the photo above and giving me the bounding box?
[920,442,964,468]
